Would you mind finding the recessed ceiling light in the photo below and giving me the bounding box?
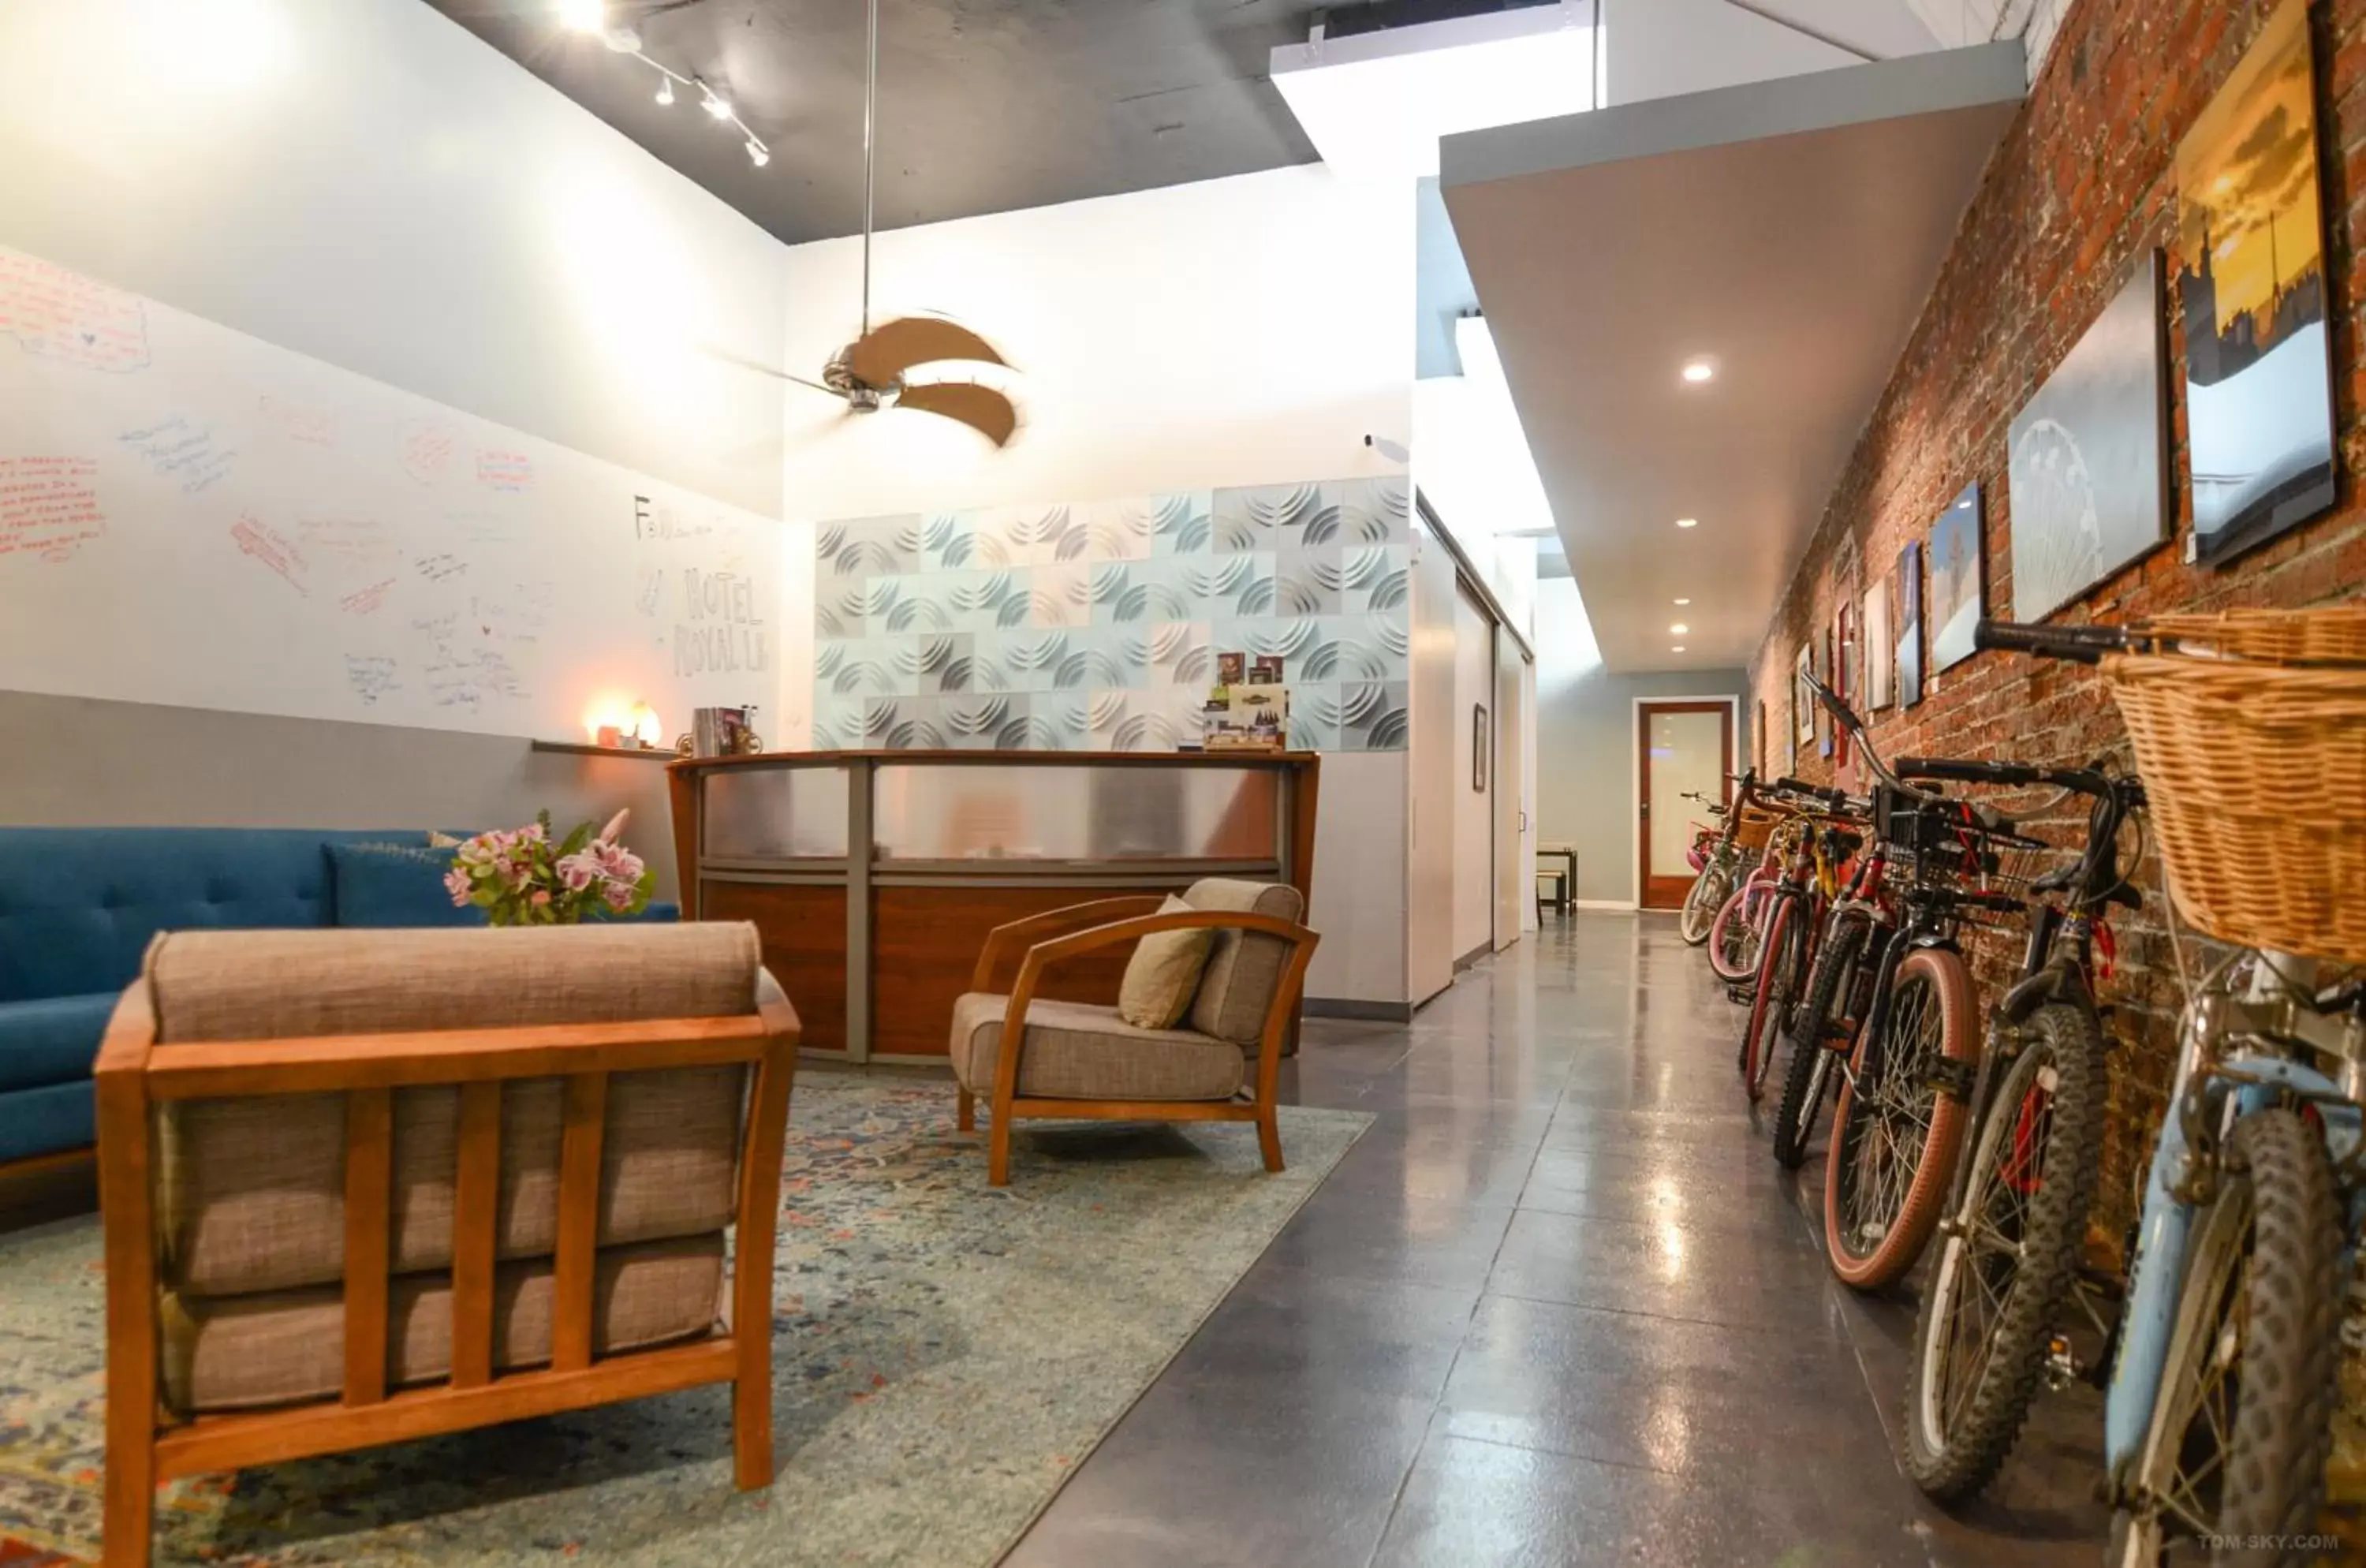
[1670,623,1688,635]
[1673,597,1691,606]
[1675,517,1699,529]
[1672,645,1687,653]
[1680,359,1715,384]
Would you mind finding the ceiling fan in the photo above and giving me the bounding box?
[770,0,1018,447]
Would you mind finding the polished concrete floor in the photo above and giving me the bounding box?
[1009,911,2109,1568]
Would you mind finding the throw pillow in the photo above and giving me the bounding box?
[1115,895,1215,1031]
[328,842,487,929]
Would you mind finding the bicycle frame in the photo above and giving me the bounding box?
[2103,962,2366,1495]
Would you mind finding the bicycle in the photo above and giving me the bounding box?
[1770,768,2042,1178]
[1736,778,1866,1103]
[1955,612,2366,1564]
[1678,771,1763,948]
[1799,669,2045,1290]
[1894,749,2143,1499]
[1707,804,1796,985]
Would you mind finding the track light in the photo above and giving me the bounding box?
[700,81,733,118]
[745,139,770,166]
[655,77,674,106]
[556,0,603,33]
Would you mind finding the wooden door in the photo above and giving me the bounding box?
[1637,701,1733,910]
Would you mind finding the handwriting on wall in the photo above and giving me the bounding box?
[230,513,306,594]
[0,253,150,373]
[0,456,105,562]
[259,397,338,449]
[403,421,456,485]
[339,577,395,616]
[344,655,400,706]
[476,450,533,492]
[118,416,236,494]
[675,566,768,676]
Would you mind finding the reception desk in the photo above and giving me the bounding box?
[666,750,1319,1063]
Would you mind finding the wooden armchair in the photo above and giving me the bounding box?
[950,878,1319,1186]
[94,923,799,1568]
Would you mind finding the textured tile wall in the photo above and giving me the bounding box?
[812,476,1412,752]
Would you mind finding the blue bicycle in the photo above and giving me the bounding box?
[1958,614,2366,1567]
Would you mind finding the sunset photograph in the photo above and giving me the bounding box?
[2176,0,2336,561]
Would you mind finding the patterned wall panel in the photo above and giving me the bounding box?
[812,475,1411,752]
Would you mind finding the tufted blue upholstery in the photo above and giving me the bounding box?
[0,993,118,1095]
[0,827,684,1167]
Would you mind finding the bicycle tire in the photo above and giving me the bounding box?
[1823,946,1977,1290]
[1680,862,1730,946]
[2112,1107,2339,1567]
[1740,898,1803,1100]
[1707,881,1764,984]
[1772,917,1867,1169]
[1901,1001,2103,1499]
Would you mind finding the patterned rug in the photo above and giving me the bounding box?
[0,1070,1369,1567]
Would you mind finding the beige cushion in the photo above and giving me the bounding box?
[1183,879,1304,1045]
[1115,896,1215,1029]
[947,992,1245,1101]
[160,1067,748,1296]
[161,1234,724,1415]
[144,923,763,1041]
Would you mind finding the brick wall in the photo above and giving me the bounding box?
[1748,0,2366,1516]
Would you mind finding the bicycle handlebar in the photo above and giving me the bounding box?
[1972,618,2131,664]
[1898,754,2121,801]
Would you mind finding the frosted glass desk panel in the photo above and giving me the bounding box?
[700,766,852,861]
[871,763,1282,863]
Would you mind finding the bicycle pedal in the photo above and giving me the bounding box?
[1725,985,1753,1005]
[2043,1334,2083,1392]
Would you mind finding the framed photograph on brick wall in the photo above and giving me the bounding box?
[1929,483,1983,671]
[1793,644,1815,745]
[2006,253,2169,622]
[1818,628,1834,760]
[1863,576,1894,710]
[2177,0,2337,565]
[1896,539,1924,707]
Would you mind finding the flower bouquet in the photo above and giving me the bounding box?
[445,808,655,925]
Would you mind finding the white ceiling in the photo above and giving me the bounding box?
[1439,43,2024,673]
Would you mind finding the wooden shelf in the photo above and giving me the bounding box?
[529,741,678,761]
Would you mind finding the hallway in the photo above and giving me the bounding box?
[1011,911,2107,1567]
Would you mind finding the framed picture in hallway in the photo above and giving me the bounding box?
[2177,0,2338,565]
[1928,483,1983,671]
[2006,254,2168,622]
[1896,539,1924,707]
[1864,575,1894,710]
[1793,644,1815,745]
[1817,628,1834,759]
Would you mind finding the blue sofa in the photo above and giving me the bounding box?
[0,827,677,1168]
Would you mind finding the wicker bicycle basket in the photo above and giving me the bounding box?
[2102,607,2366,964]
[1733,808,1779,852]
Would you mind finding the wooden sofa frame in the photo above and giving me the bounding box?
[93,973,801,1567]
[957,897,1319,1186]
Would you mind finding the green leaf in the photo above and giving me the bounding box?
[558,820,594,858]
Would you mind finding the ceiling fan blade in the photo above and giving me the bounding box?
[696,342,849,400]
[894,382,1018,447]
[847,316,1009,390]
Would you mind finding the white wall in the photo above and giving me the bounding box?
[778,166,1418,1007]
[1405,514,1460,1005]
[1534,577,1751,905]
[0,0,800,842]
[0,0,789,517]
[777,166,1413,517]
[1451,581,1495,960]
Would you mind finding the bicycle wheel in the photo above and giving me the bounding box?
[1771,917,1867,1169]
[1823,946,1976,1290]
[1680,861,1730,946]
[1707,879,1766,984]
[2110,1107,2339,1568]
[1739,897,1803,1100]
[1902,1001,2104,1499]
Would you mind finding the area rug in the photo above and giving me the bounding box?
[0,1070,1370,1567]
